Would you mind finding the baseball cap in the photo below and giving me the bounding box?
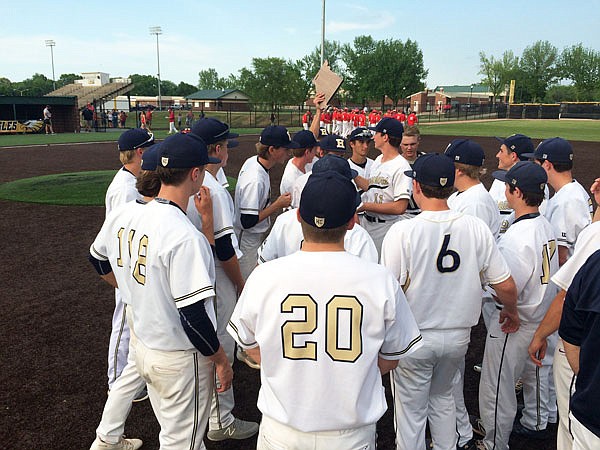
[348,127,373,141]
[318,127,329,138]
[118,128,155,151]
[368,117,404,138]
[141,143,161,170]
[293,130,318,149]
[492,161,547,194]
[259,125,300,149]
[191,117,239,144]
[319,134,347,153]
[404,153,455,188]
[299,171,359,229]
[312,154,358,179]
[495,134,534,161]
[522,137,573,163]
[157,133,220,168]
[444,138,485,167]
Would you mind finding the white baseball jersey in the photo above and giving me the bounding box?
[105,167,141,215]
[363,154,412,221]
[291,171,311,209]
[280,160,305,195]
[448,183,501,238]
[552,221,600,291]
[497,214,558,323]
[234,156,272,234]
[186,171,242,260]
[347,157,374,181]
[543,180,593,256]
[305,155,319,172]
[381,209,511,330]
[92,199,216,351]
[257,209,378,264]
[216,167,229,189]
[227,250,422,432]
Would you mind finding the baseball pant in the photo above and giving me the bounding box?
[303,123,309,130]
[555,340,576,450]
[108,289,130,389]
[479,313,538,450]
[237,230,265,280]
[257,415,376,450]
[209,264,237,431]
[168,122,178,134]
[361,219,397,258]
[392,328,471,450]
[97,316,147,443]
[481,296,496,330]
[519,332,557,431]
[570,414,600,450]
[452,358,473,447]
[135,339,213,450]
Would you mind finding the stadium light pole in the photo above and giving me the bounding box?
[149,26,162,110]
[45,40,56,91]
[320,0,326,65]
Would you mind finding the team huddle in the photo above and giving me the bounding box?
[87,95,600,450]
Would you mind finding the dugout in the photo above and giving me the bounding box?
[560,102,600,120]
[0,96,79,133]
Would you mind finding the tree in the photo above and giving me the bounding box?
[236,57,307,108]
[198,68,226,90]
[0,77,12,96]
[160,80,178,96]
[14,73,55,96]
[176,81,197,96]
[298,40,344,93]
[545,84,578,103]
[57,73,82,88]
[342,36,427,107]
[479,50,520,102]
[559,44,600,101]
[129,74,161,96]
[519,40,559,102]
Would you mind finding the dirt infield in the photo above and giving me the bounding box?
[1,134,597,449]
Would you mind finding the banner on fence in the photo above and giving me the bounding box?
[0,120,45,134]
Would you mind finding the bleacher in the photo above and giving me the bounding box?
[46,82,134,109]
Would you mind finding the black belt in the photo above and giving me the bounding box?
[364,214,386,223]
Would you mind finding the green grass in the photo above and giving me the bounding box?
[420,119,600,142]
[0,170,115,205]
[0,171,238,206]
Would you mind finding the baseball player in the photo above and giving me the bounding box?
[558,249,600,449]
[301,111,310,130]
[234,125,298,280]
[524,137,593,265]
[290,133,347,208]
[479,162,558,450]
[188,118,259,441]
[88,144,161,450]
[358,117,412,256]
[400,126,427,218]
[528,178,600,450]
[279,130,318,196]
[90,132,232,450]
[104,128,154,393]
[380,153,518,450]
[347,127,374,182]
[259,155,378,264]
[445,139,501,238]
[227,170,423,450]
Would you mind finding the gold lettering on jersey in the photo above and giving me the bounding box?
[369,176,390,188]
[116,228,125,267]
[133,235,149,285]
[281,295,318,360]
[325,296,363,363]
[540,240,557,285]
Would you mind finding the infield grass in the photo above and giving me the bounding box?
[0,171,237,206]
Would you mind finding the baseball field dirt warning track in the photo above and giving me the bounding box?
[1,134,597,449]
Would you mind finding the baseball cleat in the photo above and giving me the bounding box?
[207,418,259,441]
[511,421,550,440]
[514,379,523,394]
[90,436,142,450]
[471,416,486,438]
[237,348,260,369]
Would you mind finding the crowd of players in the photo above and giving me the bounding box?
[87,92,600,450]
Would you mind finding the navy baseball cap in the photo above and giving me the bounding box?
[118,128,154,151]
[191,117,238,144]
[369,117,404,138]
[319,134,348,153]
[492,161,547,194]
[158,133,220,168]
[318,127,329,138]
[495,134,534,160]
[299,171,359,229]
[522,137,573,163]
[141,143,160,170]
[259,126,300,149]
[312,154,358,179]
[444,138,485,167]
[293,130,318,149]
[404,153,455,188]
[348,127,373,141]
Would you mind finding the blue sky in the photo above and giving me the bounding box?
[2,0,599,89]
